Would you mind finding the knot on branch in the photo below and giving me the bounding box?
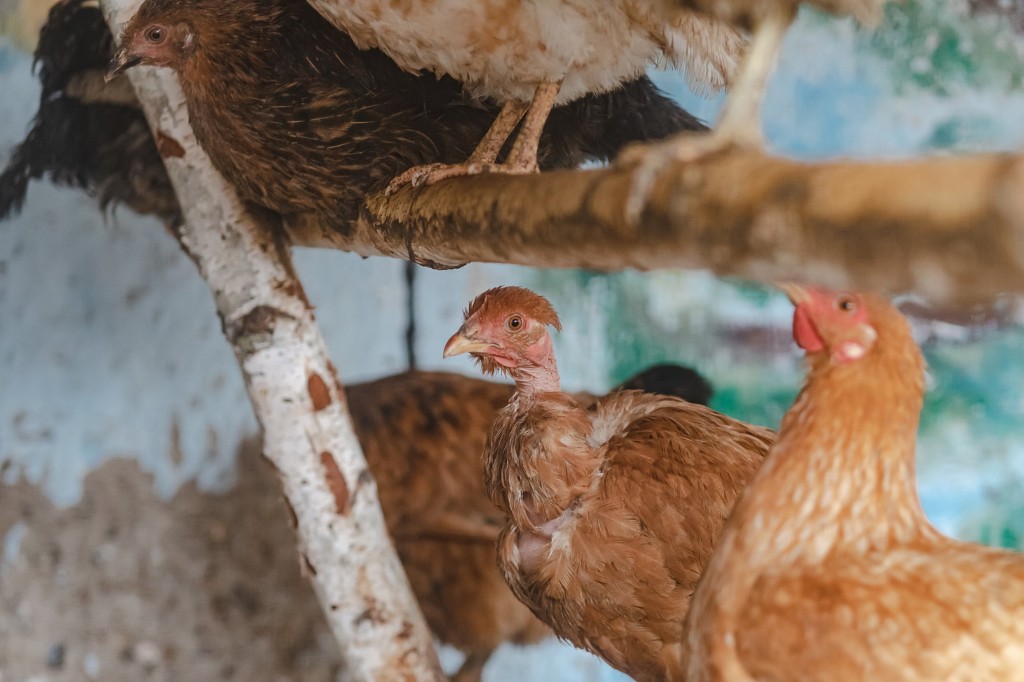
[225,305,293,354]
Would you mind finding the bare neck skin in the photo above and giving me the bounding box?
[509,333,561,398]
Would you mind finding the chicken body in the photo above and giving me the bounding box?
[106,0,706,226]
[349,366,717,682]
[444,286,773,680]
[304,0,744,185]
[684,286,1024,682]
[309,0,742,104]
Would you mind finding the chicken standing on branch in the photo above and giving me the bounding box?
[622,0,895,216]
[0,0,178,225]
[443,286,773,681]
[351,365,715,682]
[684,285,1024,682]
[303,0,745,189]
[103,0,707,235]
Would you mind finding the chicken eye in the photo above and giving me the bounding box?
[837,296,857,314]
[145,26,165,42]
[506,315,524,332]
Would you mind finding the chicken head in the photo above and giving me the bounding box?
[443,286,562,393]
[106,3,196,81]
[783,284,879,364]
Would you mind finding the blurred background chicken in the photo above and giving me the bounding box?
[105,0,709,228]
[621,0,897,219]
[351,365,715,681]
[659,0,895,151]
[0,0,179,226]
[684,285,1024,682]
[302,0,745,188]
[444,287,772,680]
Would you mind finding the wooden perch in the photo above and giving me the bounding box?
[285,149,1024,307]
[98,2,443,680]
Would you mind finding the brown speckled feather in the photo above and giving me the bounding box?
[487,389,772,681]
[346,371,547,672]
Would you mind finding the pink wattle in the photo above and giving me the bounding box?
[792,305,825,353]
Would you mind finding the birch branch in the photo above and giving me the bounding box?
[284,149,1024,307]
[99,2,443,679]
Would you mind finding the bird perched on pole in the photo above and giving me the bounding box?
[103,0,708,229]
[683,284,1024,682]
[301,0,746,190]
[657,0,893,153]
[444,286,773,681]
[621,0,896,220]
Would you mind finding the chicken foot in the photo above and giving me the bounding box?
[619,4,797,224]
[385,81,562,193]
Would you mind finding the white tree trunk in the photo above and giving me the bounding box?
[98,2,444,679]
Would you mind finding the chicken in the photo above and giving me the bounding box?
[623,0,895,216]
[301,0,746,189]
[0,0,180,226]
[348,365,716,682]
[442,286,773,681]
[683,284,1024,682]
[4,0,703,231]
[103,0,708,229]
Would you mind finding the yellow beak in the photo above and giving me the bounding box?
[443,331,493,358]
[105,48,140,82]
[778,282,812,306]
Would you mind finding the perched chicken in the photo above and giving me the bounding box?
[664,0,892,150]
[0,0,179,226]
[348,365,716,682]
[302,0,746,188]
[443,286,773,681]
[104,0,707,228]
[683,284,1024,682]
[623,0,896,216]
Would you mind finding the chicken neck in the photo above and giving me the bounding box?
[508,332,561,398]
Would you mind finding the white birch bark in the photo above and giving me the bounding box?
[98,2,444,679]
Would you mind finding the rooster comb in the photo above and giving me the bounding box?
[463,286,562,331]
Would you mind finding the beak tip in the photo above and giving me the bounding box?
[778,282,812,306]
[443,331,490,359]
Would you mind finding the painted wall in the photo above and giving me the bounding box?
[3,2,1024,680]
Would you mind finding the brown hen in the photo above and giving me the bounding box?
[684,285,1024,682]
[348,365,716,682]
[104,0,707,230]
[443,286,773,681]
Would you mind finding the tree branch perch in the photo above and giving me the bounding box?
[284,149,1024,307]
[98,1,443,679]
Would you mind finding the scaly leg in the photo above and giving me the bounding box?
[504,80,562,172]
[386,81,561,194]
[621,5,796,222]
